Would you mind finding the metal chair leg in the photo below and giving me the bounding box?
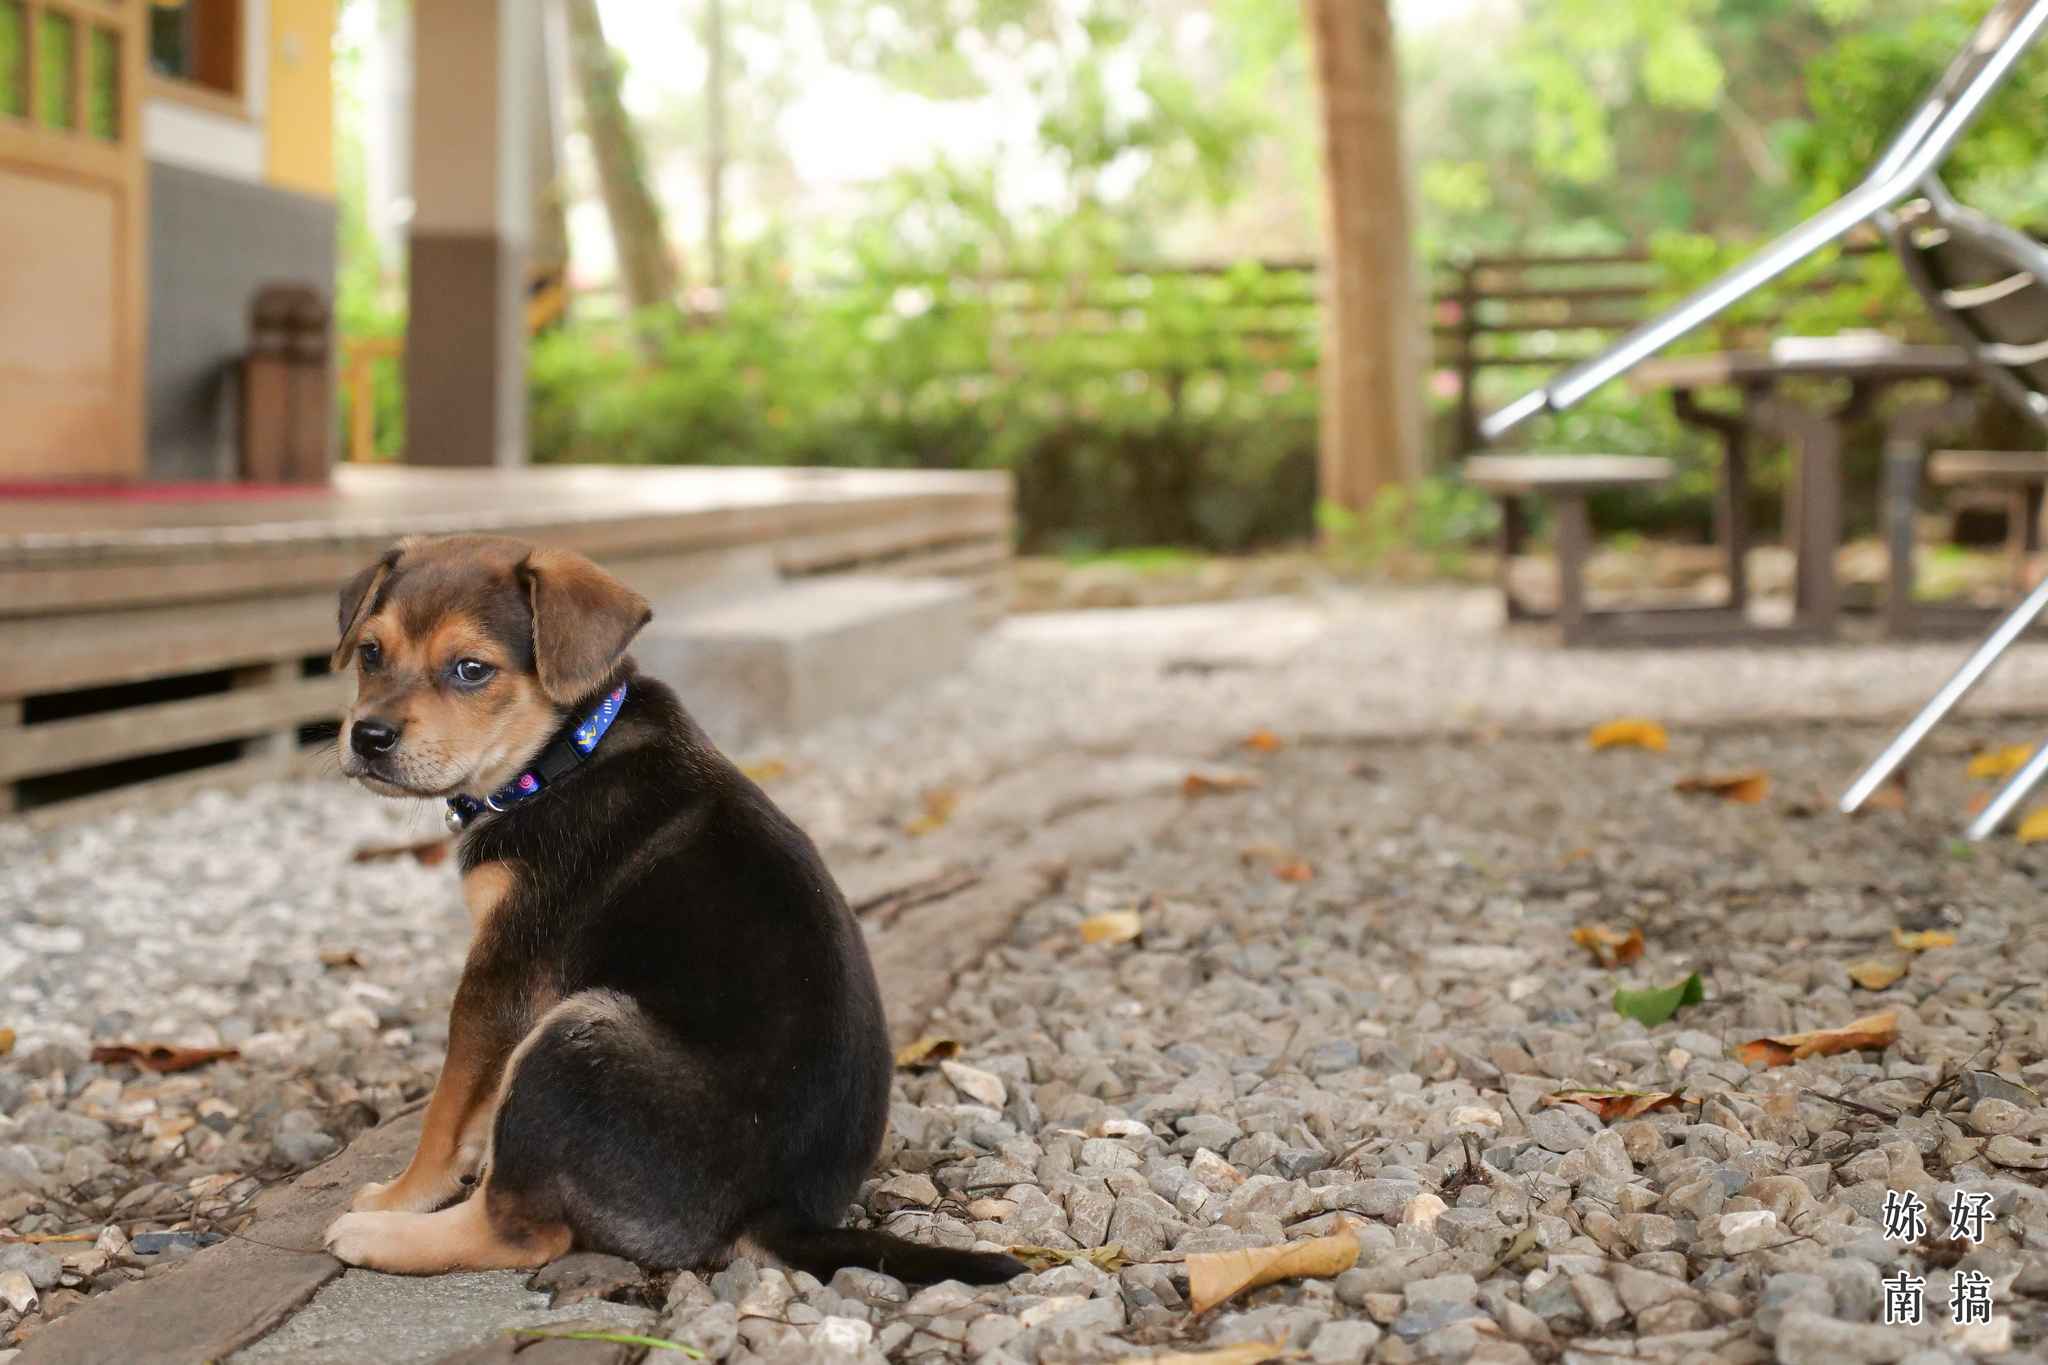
[1840,570,2048,814]
[1968,738,2048,839]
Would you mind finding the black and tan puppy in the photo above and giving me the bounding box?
[320,534,1022,1285]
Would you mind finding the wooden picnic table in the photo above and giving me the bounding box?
[1633,342,1981,638]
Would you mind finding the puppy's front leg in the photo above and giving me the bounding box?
[353,969,514,1214]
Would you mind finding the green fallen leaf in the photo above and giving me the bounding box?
[1613,972,1705,1027]
[511,1328,703,1356]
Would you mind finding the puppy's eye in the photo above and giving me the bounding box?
[357,641,382,670]
[451,658,497,687]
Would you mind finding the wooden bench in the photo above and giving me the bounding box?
[1928,450,2048,596]
[1464,455,1675,641]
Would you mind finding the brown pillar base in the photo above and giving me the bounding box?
[404,231,528,468]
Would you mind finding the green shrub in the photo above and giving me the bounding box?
[528,264,1321,552]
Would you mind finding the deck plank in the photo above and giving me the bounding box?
[0,674,348,782]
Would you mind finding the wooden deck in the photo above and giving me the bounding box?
[0,465,1014,822]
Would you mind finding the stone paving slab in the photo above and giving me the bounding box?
[233,1271,658,1365]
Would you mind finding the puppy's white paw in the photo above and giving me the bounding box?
[323,1210,389,1266]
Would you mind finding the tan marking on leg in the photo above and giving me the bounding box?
[324,1189,571,1274]
[460,861,519,933]
[352,970,520,1214]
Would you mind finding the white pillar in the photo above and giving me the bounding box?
[404,0,535,468]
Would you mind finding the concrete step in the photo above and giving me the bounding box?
[634,574,978,744]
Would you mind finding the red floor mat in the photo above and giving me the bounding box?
[0,481,328,502]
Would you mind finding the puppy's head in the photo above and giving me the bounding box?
[332,535,651,799]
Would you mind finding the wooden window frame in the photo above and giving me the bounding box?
[146,0,247,122]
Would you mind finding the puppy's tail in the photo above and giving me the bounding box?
[752,1224,1026,1286]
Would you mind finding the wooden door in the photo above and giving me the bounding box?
[0,0,147,480]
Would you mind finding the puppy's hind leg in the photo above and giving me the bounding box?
[484,989,747,1269]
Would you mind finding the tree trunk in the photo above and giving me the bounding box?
[564,0,679,323]
[1301,0,1424,515]
[703,0,728,293]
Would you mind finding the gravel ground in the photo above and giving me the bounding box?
[640,725,2048,1365]
[6,586,2048,1360]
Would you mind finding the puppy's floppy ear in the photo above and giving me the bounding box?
[517,548,653,704]
[332,546,403,670]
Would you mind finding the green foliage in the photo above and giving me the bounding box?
[1317,478,1501,574]
[334,2,404,459]
[0,4,20,120]
[530,257,1320,551]
[1787,0,2048,220]
[1405,0,1938,255]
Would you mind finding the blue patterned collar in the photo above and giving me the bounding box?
[445,682,628,833]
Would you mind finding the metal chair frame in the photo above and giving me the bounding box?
[1481,0,2048,837]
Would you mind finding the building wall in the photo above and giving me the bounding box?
[146,163,336,480]
[267,0,336,196]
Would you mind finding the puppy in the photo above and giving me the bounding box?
[320,534,1022,1285]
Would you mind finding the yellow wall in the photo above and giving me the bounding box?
[264,0,335,197]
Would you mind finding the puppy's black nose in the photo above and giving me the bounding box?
[350,719,401,758]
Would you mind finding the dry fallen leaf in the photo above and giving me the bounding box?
[90,1043,241,1074]
[1121,1344,1289,1365]
[1271,861,1315,883]
[318,948,364,971]
[741,758,789,783]
[1183,770,1264,797]
[349,837,452,867]
[1846,958,1908,991]
[1240,729,1286,754]
[1861,773,1909,813]
[1892,927,1957,952]
[1588,718,1669,752]
[1079,910,1142,946]
[1010,1244,1130,1274]
[1736,1011,1899,1068]
[0,1028,13,1057]
[1185,1233,1359,1315]
[903,788,959,837]
[1969,745,2034,780]
[892,1036,960,1070]
[1674,770,1771,804]
[1572,925,1645,968]
[1486,1222,1547,1278]
[2020,808,2048,845]
[1542,1088,1683,1122]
